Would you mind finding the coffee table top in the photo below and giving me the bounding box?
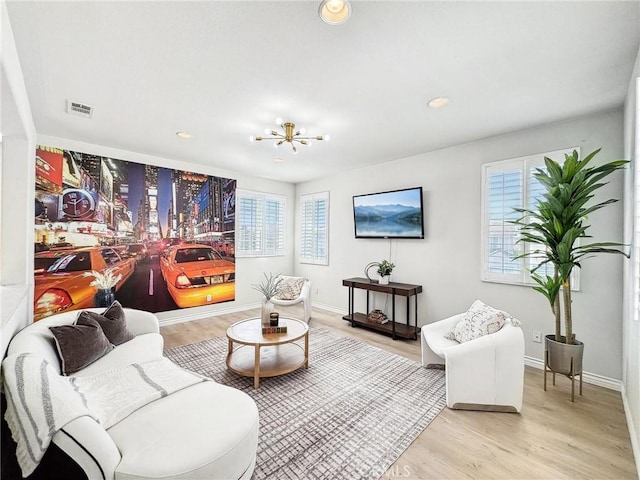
[226,317,308,346]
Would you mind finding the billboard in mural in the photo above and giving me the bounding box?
[34,145,236,321]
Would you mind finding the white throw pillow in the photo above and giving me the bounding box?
[275,278,305,300]
[447,300,506,343]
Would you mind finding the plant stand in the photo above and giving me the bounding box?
[543,343,583,402]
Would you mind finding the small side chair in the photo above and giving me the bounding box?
[270,275,312,323]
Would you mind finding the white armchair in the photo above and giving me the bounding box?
[421,312,525,413]
[271,275,312,323]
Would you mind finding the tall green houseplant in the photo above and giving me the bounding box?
[512,148,628,345]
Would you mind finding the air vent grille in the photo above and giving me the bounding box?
[66,100,93,118]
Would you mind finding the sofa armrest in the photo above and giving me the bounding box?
[423,313,464,338]
[52,416,121,480]
[443,322,524,410]
[123,309,159,336]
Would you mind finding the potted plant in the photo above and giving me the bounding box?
[512,148,628,393]
[252,272,282,325]
[377,260,395,285]
[83,268,122,307]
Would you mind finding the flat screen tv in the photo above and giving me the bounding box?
[353,187,424,239]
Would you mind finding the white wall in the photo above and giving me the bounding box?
[1,0,37,354]
[296,109,626,381]
[622,43,640,472]
[37,135,296,324]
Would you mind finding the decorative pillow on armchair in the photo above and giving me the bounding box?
[446,300,506,343]
[275,278,305,300]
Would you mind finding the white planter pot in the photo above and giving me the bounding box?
[261,298,274,326]
[379,275,390,285]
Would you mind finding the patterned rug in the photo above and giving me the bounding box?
[164,328,446,480]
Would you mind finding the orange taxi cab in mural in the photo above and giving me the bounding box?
[33,246,135,321]
[160,244,235,308]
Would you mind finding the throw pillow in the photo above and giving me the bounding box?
[447,300,506,343]
[50,316,114,375]
[77,301,135,346]
[275,278,305,300]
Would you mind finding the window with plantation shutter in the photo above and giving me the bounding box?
[300,191,329,265]
[481,148,579,287]
[236,189,285,257]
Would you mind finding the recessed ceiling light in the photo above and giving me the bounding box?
[176,131,193,139]
[319,0,351,25]
[428,97,449,109]
[273,158,284,163]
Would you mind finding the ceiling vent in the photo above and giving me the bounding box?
[66,100,94,119]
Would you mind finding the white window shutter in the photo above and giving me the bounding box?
[237,189,285,257]
[481,148,578,288]
[300,192,329,265]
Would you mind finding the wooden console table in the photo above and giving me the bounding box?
[342,277,422,340]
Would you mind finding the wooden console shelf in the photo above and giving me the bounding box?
[342,277,422,340]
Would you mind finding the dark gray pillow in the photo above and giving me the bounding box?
[49,316,114,376]
[77,301,135,346]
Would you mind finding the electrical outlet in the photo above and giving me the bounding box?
[533,331,542,343]
[314,287,319,294]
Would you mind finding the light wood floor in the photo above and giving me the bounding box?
[161,306,637,480]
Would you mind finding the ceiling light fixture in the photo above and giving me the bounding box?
[318,0,351,25]
[176,131,193,139]
[428,97,450,109]
[249,118,329,154]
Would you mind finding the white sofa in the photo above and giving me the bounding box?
[421,313,525,413]
[5,308,259,480]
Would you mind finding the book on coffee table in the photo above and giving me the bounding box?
[262,325,288,334]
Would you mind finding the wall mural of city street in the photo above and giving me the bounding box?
[34,145,236,320]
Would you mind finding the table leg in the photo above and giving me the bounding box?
[414,294,418,340]
[350,287,355,325]
[304,332,309,369]
[392,293,396,340]
[226,338,233,366]
[253,344,261,389]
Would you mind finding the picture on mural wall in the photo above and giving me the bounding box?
[34,145,236,321]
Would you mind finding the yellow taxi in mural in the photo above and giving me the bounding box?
[160,244,235,308]
[33,246,135,321]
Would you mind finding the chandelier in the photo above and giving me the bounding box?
[249,118,329,154]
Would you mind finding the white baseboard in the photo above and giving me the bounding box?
[158,302,349,327]
[157,303,260,327]
[524,355,622,391]
[157,302,347,327]
[621,383,640,476]
[312,302,348,316]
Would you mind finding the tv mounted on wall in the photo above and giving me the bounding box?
[353,186,424,239]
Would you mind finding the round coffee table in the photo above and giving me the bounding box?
[226,317,309,389]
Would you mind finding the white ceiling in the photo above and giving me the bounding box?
[5,1,640,183]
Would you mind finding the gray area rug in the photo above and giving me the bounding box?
[164,327,446,480]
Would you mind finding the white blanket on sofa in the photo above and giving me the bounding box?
[70,357,208,429]
[3,354,207,477]
[3,353,94,477]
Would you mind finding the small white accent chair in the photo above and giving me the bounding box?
[421,312,525,413]
[270,275,312,323]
